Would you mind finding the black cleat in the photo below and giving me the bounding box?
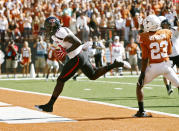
[167,89,173,96]
[133,111,152,117]
[73,76,77,81]
[35,104,53,112]
[167,83,173,96]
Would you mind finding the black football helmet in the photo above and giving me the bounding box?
[44,16,61,37]
[161,19,171,29]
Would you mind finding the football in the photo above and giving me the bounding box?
[54,48,67,62]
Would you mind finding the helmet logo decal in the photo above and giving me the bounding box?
[49,19,56,23]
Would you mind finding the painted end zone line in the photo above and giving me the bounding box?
[0,106,76,124]
[0,87,179,118]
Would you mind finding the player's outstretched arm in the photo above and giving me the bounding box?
[64,34,82,53]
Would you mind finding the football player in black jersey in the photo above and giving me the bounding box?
[35,16,131,112]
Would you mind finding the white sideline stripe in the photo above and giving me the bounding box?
[0,87,179,118]
[84,88,91,91]
[0,77,165,88]
[0,102,11,106]
[0,78,46,81]
[0,106,76,124]
[78,80,164,87]
[144,87,153,90]
[114,88,123,90]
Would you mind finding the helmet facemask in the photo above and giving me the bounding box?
[161,19,171,29]
[44,17,61,39]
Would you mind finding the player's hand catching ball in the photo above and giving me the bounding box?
[54,45,67,62]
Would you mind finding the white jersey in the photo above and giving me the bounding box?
[105,47,111,63]
[82,40,94,57]
[111,42,125,62]
[51,27,83,59]
[170,27,179,57]
[0,50,4,64]
[22,47,30,58]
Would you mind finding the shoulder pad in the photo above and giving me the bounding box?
[55,27,68,39]
[171,26,177,31]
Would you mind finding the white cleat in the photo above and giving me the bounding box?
[114,58,131,69]
[123,61,131,69]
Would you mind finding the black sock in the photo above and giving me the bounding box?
[138,102,144,112]
[166,85,170,91]
[48,96,57,106]
[46,74,49,79]
[105,64,115,71]
[73,74,79,78]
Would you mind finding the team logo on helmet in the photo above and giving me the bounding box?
[49,19,56,23]
[143,15,161,32]
[44,16,61,37]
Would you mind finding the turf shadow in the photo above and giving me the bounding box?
[75,116,167,121]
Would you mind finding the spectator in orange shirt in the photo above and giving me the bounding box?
[152,0,161,15]
[17,14,24,38]
[32,16,40,39]
[61,11,71,27]
[46,43,59,81]
[124,14,134,42]
[132,13,140,43]
[126,36,140,75]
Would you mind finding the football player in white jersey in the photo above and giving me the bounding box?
[35,16,131,112]
[160,16,179,95]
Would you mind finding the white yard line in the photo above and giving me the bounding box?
[0,77,165,88]
[0,106,76,124]
[78,79,164,87]
[0,87,179,118]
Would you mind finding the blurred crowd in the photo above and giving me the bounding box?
[0,0,178,78]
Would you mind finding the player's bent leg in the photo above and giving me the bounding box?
[164,68,179,89]
[163,77,173,96]
[134,84,152,117]
[35,80,65,112]
[134,66,158,118]
[82,60,131,80]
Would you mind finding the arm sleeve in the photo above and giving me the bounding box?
[139,34,148,59]
[167,31,173,55]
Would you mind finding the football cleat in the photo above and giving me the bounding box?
[35,104,53,112]
[167,89,173,96]
[123,61,131,69]
[133,111,152,117]
[113,59,131,69]
[166,83,173,96]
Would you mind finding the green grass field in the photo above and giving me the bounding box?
[0,75,179,114]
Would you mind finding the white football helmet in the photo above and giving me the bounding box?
[158,16,166,22]
[143,15,161,32]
